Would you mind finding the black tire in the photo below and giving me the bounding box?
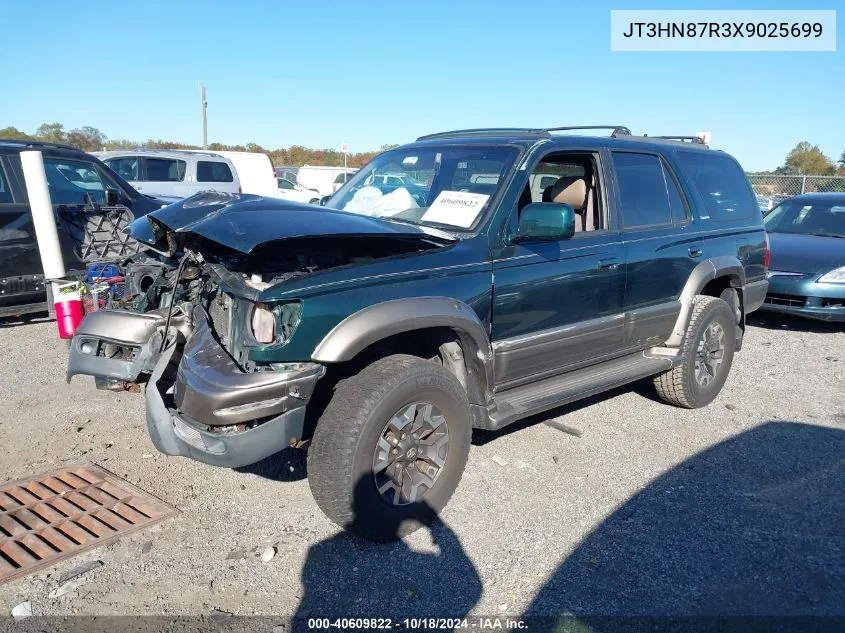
[653,295,736,409]
[307,354,471,541]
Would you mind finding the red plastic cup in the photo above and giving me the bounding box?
[55,297,84,339]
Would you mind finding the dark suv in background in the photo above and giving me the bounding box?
[0,140,161,316]
[68,126,769,540]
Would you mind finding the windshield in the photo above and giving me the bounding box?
[764,199,845,237]
[326,146,519,230]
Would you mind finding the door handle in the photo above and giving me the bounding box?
[688,248,702,258]
[598,259,620,271]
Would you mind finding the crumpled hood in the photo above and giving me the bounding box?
[768,232,845,274]
[126,192,453,254]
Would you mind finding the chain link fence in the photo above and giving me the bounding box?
[747,174,845,211]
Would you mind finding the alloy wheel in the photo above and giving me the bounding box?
[694,321,726,388]
[372,402,450,506]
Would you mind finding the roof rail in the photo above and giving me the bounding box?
[0,138,83,152]
[545,126,632,137]
[644,135,707,145]
[101,147,224,157]
[416,128,551,141]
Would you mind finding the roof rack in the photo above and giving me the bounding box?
[417,128,551,141]
[546,126,632,137]
[416,125,634,142]
[0,138,83,152]
[643,135,707,145]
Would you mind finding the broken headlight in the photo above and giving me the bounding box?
[251,301,301,345]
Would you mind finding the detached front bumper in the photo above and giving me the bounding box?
[146,307,325,468]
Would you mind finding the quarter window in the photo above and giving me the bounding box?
[612,152,672,228]
[197,161,234,183]
[144,158,186,182]
[675,151,756,220]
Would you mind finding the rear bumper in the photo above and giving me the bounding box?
[145,307,324,468]
[743,280,768,314]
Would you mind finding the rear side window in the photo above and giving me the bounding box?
[105,157,140,181]
[0,163,13,203]
[197,160,234,183]
[144,158,186,182]
[612,152,672,228]
[675,152,756,220]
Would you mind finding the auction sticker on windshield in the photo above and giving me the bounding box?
[422,191,490,228]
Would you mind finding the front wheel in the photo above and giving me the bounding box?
[653,295,736,409]
[307,354,471,541]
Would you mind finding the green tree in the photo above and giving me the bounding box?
[65,126,107,152]
[35,122,66,143]
[779,142,836,175]
[0,126,32,140]
[838,150,845,169]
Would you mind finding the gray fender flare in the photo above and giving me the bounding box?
[665,257,745,348]
[312,297,494,401]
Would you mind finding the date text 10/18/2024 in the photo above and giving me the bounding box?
[306,617,528,630]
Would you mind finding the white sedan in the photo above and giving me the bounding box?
[277,178,321,204]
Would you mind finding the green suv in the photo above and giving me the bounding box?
[68,126,769,540]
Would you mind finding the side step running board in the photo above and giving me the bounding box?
[487,352,677,430]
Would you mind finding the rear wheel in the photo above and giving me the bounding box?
[307,354,471,541]
[653,295,736,409]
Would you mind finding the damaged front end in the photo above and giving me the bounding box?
[67,192,452,466]
[69,252,325,467]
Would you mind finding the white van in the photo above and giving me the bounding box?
[97,149,241,199]
[204,150,279,198]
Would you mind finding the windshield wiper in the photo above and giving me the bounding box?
[381,215,460,239]
[811,232,845,239]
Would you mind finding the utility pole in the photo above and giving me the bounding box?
[200,83,208,149]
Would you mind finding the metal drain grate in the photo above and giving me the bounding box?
[0,464,176,584]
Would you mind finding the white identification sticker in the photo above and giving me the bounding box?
[422,191,490,228]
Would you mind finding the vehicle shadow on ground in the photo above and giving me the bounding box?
[291,477,482,631]
[522,421,845,632]
[747,311,843,334]
[0,311,50,328]
[235,447,308,482]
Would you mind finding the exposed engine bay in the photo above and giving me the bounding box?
[119,234,442,314]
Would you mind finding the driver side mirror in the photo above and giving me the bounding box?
[514,203,576,242]
[318,195,331,206]
[104,188,121,206]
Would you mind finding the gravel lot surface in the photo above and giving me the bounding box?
[0,311,843,624]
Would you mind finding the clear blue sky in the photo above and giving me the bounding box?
[1,0,841,171]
